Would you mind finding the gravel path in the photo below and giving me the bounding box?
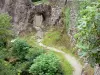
[37,39,82,75]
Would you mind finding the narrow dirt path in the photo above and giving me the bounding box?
[37,39,82,75]
[34,17,82,75]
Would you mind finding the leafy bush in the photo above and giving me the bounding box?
[25,47,45,61]
[75,0,100,67]
[14,61,32,75]
[29,53,63,75]
[12,39,30,59]
[0,48,12,59]
[0,59,16,75]
[0,14,12,47]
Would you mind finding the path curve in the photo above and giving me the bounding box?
[37,39,82,75]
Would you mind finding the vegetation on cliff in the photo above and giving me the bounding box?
[0,0,100,75]
[75,0,100,67]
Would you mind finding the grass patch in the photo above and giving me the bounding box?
[53,51,73,75]
[42,28,84,65]
[43,30,61,46]
[42,29,72,53]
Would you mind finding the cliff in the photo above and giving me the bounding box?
[0,0,67,35]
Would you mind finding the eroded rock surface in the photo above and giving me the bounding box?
[0,0,68,35]
[0,0,32,35]
[0,0,51,35]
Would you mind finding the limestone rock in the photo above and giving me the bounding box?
[0,0,67,35]
[0,0,32,35]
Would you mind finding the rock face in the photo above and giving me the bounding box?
[0,0,67,35]
[67,1,78,47]
[0,0,31,35]
[49,0,67,25]
[94,64,100,75]
[0,0,51,35]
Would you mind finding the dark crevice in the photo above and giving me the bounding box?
[37,12,46,21]
[31,0,41,2]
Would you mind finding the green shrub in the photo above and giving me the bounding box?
[0,14,12,47]
[14,61,32,75]
[0,59,16,75]
[25,47,45,61]
[0,48,12,59]
[12,39,30,59]
[29,53,63,75]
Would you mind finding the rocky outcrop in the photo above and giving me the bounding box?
[49,0,67,25]
[0,0,67,35]
[67,1,78,47]
[0,0,69,35]
[0,0,68,35]
[0,0,32,35]
[0,0,51,35]
[94,64,100,75]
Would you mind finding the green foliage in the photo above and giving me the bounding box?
[0,59,16,75]
[14,61,32,75]
[0,14,12,47]
[0,48,12,59]
[12,39,30,59]
[29,53,63,75]
[75,0,100,67]
[0,41,5,47]
[25,47,45,61]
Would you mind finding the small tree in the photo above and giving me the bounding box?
[29,53,63,75]
[12,39,30,59]
[0,14,12,47]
